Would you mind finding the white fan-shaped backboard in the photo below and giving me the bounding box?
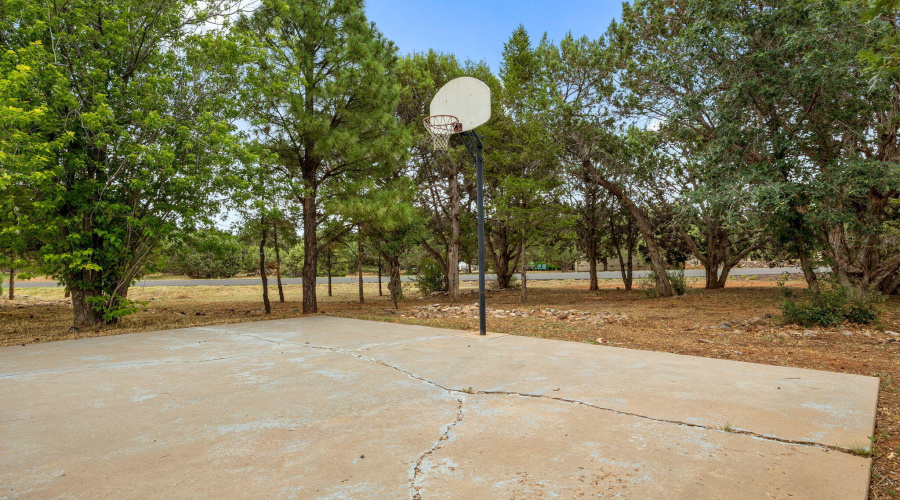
[429,77,491,132]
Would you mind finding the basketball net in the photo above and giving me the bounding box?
[423,115,462,152]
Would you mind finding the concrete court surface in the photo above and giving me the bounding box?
[0,316,879,499]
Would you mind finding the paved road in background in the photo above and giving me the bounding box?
[11,267,815,288]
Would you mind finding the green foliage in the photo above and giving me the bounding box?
[641,270,687,298]
[352,178,425,309]
[779,279,883,327]
[242,245,261,275]
[282,245,305,278]
[860,0,900,79]
[237,0,405,313]
[848,445,873,458]
[669,270,687,296]
[85,295,145,324]
[318,245,350,278]
[415,261,446,295]
[0,0,249,326]
[170,230,245,279]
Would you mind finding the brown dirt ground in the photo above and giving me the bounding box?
[1,276,898,499]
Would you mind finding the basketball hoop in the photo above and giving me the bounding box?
[423,115,462,152]
[428,77,491,336]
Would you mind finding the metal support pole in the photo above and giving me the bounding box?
[460,131,486,336]
[475,140,486,336]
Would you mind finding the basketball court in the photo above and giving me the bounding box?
[0,316,878,498]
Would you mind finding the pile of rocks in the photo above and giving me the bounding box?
[402,304,627,324]
[698,315,772,332]
[698,315,900,341]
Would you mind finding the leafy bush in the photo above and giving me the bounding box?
[282,244,305,278]
[242,245,260,275]
[779,278,882,327]
[640,269,687,297]
[170,230,244,279]
[86,294,144,324]
[415,261,445,295]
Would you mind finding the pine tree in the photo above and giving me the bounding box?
[239,0,404,313]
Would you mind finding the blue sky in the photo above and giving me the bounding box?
[364,0,623,72]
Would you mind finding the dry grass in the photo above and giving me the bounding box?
[1,276,898,498]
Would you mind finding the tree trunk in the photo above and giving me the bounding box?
[881,271,900,295]
[71,287,103,328]
[302,193,318,314]
[582,184,600,291]
[274,225,285,302]
[704,224,725,290]
[327,249,333,297]
[797,244,819,294]
[587,241,599,291]
[357,230,364,304]
[260,225,271,315]
[447,167,461,302]
[8,268,14,300]
[485,223,519,289]
[593,171,672,296]
[705,264,722,290]
[717,266,734,288]
[520,229,528,304]
[624,227,636,291]
[384,254,402,309]
[629,212,670,295]
[378,260,383,296]
[610,212,633,291]
[718,246,759,289]
[824,223,900,295]
[625,246,634,291]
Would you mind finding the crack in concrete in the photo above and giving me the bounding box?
[249,336,864,458]
[346,335,459,351]
[228,332,868,498]
[232,332,478,498]
[3,329,864,470]
[408,394,465,500]
[472,390,860,455]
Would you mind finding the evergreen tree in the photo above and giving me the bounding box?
[238,0,404,313]
[490,26,564,302]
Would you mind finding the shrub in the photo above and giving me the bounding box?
[242,245,259,275]
[640,269,687,297]
[241,245,279,276]
[415,261,445,295]
[170,230,244,279]
[779,278,882,327]
[282,244,304,278]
